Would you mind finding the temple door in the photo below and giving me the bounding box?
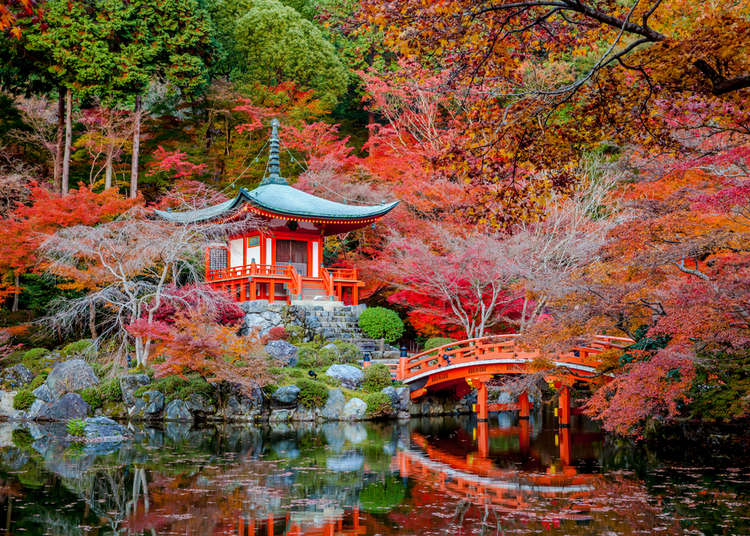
[276,239,308,276]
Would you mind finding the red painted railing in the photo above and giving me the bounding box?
[396,334,633,383]
[327,267,358,280]
[207,263,290,282]
[320,267,335,297]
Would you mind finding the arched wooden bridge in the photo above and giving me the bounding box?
[371,334,633,426]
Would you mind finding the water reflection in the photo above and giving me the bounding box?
[0,411,746,535]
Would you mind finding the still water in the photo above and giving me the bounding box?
[0,412,747,535]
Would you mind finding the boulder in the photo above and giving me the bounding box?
[119,374,151,406]
[272,385,300,405]
[27,399,45,419]
[185,394,215,418]
[321,389,346,420]
[46,360,98,400]
[241,308,283,337]
[164,400,193,422]
[264,340,299,367]
[3,364,34,388]
[222,395,261,421]
[325,365,364,390]
[0,391,21,420]
[130,390,164,420]
[32,383,53,403]
[293,406,319,421]
[142,390,164,416]
[381,386,410,413]
[341,398,366,420]
[36,393,90,421]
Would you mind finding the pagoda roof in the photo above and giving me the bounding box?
[155,118,398,226]
[155,184,398,224]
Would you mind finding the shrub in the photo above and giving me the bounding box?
[66,418,86,437]
[358,307,404,343]
[320,374,341,387]
[133,374,213,402]
[263,383,279,396]
[364,392,393,418]
[13,390,35,411]
[22,347,48,363]
[61,339,94,357]
[79,387,102,410]
[285,325,305,344]
[265,326,288,341]
[297,344,335,369]
[29,372,48,391]
[424,337,456,351]
[363,364,393,392]
[333,341,361,364]
[297,378,329,408]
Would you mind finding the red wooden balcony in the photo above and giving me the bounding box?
[206,263,364,304]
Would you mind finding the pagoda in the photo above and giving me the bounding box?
[156,120,398,305]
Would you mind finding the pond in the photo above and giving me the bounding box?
[0,411,747,535]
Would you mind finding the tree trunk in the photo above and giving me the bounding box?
[11,272,19,312]
[61,88,73,194]
[104,141,114,189]
[88,301,97,340]
[54,92,65,193]
[129,95,141,199]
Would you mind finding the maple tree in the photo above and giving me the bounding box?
[127,306,271,392]
[39,203,258,366]
[0,183,136,310]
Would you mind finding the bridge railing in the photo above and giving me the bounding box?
[398,334,634,382]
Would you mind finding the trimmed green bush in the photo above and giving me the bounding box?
[22,347,48,363]
[66,418,86,437]
[61,339,94,357]
[364,392,393,418]
[297,378,329,408]
[285,325,305,344]
[358,307,404,343]
[333,341,361,364]
[12,390,35,411]
[424,337,456,351]
[363,364,392,392]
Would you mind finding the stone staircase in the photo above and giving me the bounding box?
[299,304,388,355]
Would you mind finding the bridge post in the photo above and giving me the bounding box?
[475,379,489,422]
[397,355,407,380]
[558,386,571,428]
[519,392,530,419]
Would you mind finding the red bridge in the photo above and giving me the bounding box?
[383,334,632,426]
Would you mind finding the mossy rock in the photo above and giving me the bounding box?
[61,339,94,357]
[12,390,35,411]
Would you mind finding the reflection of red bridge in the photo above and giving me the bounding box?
[397,428,602,524]
[235,511,365,536]
[389,334,632,425]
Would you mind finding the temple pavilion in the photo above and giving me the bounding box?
[156,120,398,305]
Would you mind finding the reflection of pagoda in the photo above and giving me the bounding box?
[157,120,397,305]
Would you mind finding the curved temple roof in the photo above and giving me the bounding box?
[155,185,398,224]
[155,119,398,225]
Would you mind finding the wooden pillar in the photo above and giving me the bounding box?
[269,282,275,303]
[397,356,407,380]
[238,516,244,536]
[352,285,358,305]
[250,280,256,300]
[353,506,360,529]
[475,379,488,422]
[248,519,254,536]
[476,420,489,458]
[267,515,274,536]
[519,392,530,419]
[559,386,570,427]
